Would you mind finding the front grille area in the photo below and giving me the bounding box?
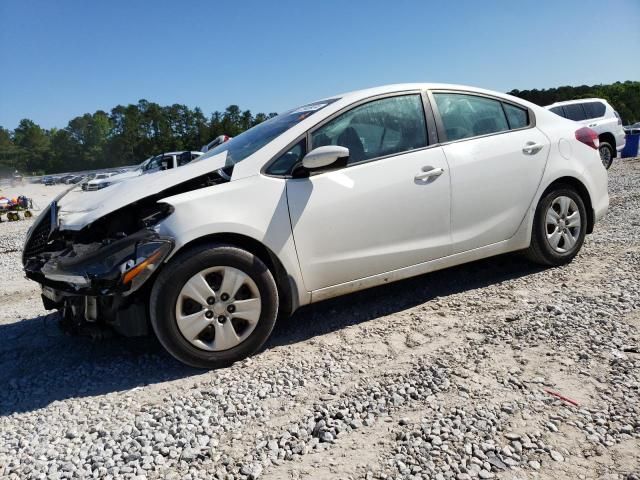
[22,204,52,264]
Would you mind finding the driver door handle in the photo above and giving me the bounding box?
[415,166,444,181]
[522,142,544,155]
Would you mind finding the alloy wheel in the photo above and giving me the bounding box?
[175,266,261,351]
[545,196,581,253]
[599,145,612,169]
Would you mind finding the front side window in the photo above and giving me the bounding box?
[311,95,427,165]
[563,103,587,121]
[433,93,509,141]
[144,155,163,171]
[177,152,198,167]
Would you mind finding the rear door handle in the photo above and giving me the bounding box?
[415,166,444,181]
[522,142,544,155]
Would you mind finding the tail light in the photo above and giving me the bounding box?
[614,111,622,125]
[575,127,599,149]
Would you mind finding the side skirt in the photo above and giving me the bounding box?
[310,235,529,303]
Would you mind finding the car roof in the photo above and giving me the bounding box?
[545,98,609,108]
[157,151,204,156]
[311,83,538,109]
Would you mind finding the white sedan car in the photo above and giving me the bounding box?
[23,83,608,368]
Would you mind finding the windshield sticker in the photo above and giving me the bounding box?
[290,103,329,114]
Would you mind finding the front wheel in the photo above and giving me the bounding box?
[525,186,587,266]
[150,244,279,369]
[599,142,614,169]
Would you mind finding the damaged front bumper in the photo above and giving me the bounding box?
[24,228,173,336]
[24,229,173,296]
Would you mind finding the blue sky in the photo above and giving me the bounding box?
[1,0,639,130]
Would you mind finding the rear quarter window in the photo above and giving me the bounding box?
[582,101,606,119]
[502,103,529,129]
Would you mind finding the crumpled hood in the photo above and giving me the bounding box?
[57,152,227,230]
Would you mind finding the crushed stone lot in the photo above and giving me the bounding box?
[1,161,639,480]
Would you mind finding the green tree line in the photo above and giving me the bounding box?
[0,100,277,175]
[1,81,638,176]
[508,80,640,124]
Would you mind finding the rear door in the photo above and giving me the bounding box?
[431,91,550,254]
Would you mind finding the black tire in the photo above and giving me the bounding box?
[150,243,279,369]
[525,186,587,266]
[599,142,614,169]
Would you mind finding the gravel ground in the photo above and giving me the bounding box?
[1,161,639,480]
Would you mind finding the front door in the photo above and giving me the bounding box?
[286,93,452,292]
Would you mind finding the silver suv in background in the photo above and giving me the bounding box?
[545,98,626,169]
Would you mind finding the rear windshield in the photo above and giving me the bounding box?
[195,98,340,166]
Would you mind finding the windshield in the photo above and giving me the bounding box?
[196,98,340,166]
[137,157,152,171]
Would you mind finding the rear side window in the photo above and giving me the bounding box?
[178,152,193,166]
[549,106,566,117]
[433,93,509,141]
[563,103,587,121]
[311,95,428,164]
[582,101,606,119]
[503,103,529,129]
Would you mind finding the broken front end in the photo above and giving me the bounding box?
[22,201,174,337]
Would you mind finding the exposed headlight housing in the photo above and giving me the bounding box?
[140,202,174,228]
[26,230,174,295]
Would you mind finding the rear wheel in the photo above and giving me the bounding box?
[150,244,279,368]
[599,142,614,169]
[525,186,587,266]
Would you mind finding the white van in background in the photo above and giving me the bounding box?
[545,98,626,169]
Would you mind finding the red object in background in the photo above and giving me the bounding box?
[543,388,580,406]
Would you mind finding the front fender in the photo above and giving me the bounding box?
[157,175,310,308]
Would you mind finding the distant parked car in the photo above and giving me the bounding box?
[83,151,204,191]
[82,172,114,191]
[42,176,55,186]
[63,175,80,184]
[545,98,626,169]
[58,175,75,184]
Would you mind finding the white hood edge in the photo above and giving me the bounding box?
[57,152,228,230]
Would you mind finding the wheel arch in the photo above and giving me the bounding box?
[540,176,594,234]
[171,233,298,318]
[598,131,616,151]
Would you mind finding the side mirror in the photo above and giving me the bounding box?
[302,145,349,170]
